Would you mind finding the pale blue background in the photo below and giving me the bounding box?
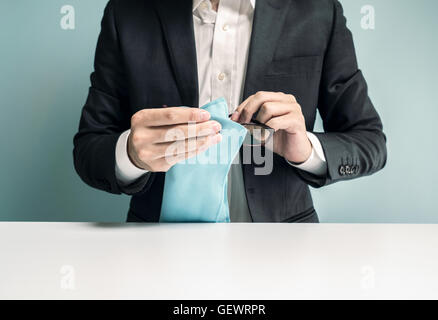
[0,0,436,222]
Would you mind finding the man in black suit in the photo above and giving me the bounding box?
[73,0,387,223]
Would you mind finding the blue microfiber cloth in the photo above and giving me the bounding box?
[160,97,247,222]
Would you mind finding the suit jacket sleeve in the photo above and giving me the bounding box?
[297,0,387,188]
[73,0,154,195]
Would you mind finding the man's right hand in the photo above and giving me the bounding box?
[127,107,222,172]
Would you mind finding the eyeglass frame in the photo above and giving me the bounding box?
[228,114,274,147]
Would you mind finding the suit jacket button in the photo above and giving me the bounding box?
[339,165,346,176]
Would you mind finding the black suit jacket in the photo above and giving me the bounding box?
[73,0,387,223]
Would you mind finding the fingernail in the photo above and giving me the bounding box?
[216,134,223,143]
[212,122,222,132]
[199,110,210,121]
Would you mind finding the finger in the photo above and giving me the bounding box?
[237,92,296,123]
[266,113,302,132]
[161,135,223,166]
[152,120,222,142]
[255,102,295,124]
[153,133,222,159]
[230,95,252,121]
[133,107,211,127]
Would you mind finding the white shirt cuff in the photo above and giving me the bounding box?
[115,130,149,186]
[286,132,327,177]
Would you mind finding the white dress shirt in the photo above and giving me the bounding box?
[115,0,327,221]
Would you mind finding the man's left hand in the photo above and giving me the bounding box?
[231,91,312,164]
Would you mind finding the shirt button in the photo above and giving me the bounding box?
[222,24,229,31]
[218,72,226,81]
[339,165,346,176]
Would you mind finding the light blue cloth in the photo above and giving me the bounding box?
[160,98,247,222]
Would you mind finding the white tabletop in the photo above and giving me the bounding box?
[1,222,437,300]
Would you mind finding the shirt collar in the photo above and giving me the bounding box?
[193,0,256,12]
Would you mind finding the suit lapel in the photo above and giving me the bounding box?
[154,0,199,107]
[154,0,292,106]
[243,0,293,99]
